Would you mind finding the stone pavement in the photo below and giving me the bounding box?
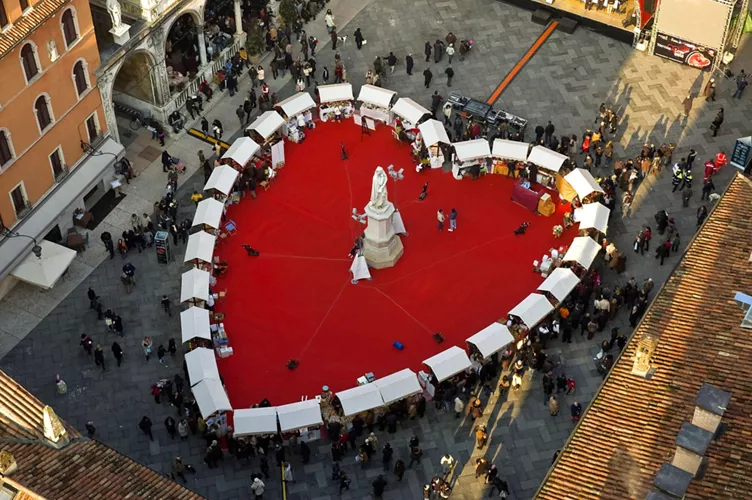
[0,0,749,498]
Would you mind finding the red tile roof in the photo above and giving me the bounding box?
[535,173,752,500]
[0,0,70,59]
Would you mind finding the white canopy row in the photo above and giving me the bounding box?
[247,111,286,140]
[204,165,239,196]
[537,267,581,303]
[233,399,324,436]
[391,97,430,125]
[277,92,317,118]
[492,139,529,162]
[527,145,568,173]
[221,137,260,166]
[418,119,450,146]
[357,84,396,108]
[318,83,354,104]
[454,139,491,162]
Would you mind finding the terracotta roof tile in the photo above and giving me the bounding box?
[535,173,752,500]
[0,0,70,59]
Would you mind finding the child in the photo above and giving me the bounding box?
[566,377,576,395]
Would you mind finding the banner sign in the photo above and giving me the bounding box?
[730,137,752,171]
[653,32,716,70]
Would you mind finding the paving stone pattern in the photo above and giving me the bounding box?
[1,0,749,498]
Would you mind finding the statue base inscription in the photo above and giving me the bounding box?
[363,202,403,269]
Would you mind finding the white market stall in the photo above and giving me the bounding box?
[508,293,554,329]
[184,231,216,267]
[466,323,515,359]
[537,267,581,303]
[391,97,430,130]
[180,306,212,344]
[234,407,279,436]
[246,111,286,145]
[527,146,568,188]
[337,384,385,416]
[357,84,396,124]
[562,168,604,203]
[576,202,610,234]
[373,369,423,405]
[192,377,232,417]
[185,347,220,386]
[452,139,491,179]
[276,92,317,143]
[423,346,472,382]
[221,137,260,169]
[192,198,224,233]
[563,236,601,268]
[276,399,323,432]
[204,165,239,199]
[180,268,211,304]
[10,241,76,290]
[318,83,354,122]
[491,139,529,176]
[417,119,451,169]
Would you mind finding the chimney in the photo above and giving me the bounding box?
[672,423,713,476]
[631,331,659,378]
[42,406,69,449]
[692,384,730,434]
[0,450,17,476]
[653,463,693,499]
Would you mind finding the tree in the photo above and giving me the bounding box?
[278,0,297,28]
[245,20,265,57]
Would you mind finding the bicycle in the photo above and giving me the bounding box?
[129,112,143,131]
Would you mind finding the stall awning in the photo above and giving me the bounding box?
[563,236,601,268]
[204,165,239,196]
[527,145,568,173]
[185,347,220,386]
[423,346,472,382]
[337,384,385,416]
[563,168,604,202]
[537,267,581,303]
[466,323,514,358]
[180,268,211,303]
[318,83,354,104]
[221,137,260,166]
[373,369,422,405]
[192,377,232,418]
[418,119,450,146]
[492,139,529,162]
[277,92,316,117]
[247,111,286,139]
[508,293,554,328]
[276,399,323,432]
[180,306,211,343]
[192,198,224,230]
[577,202,610,233]
[391,97,430,125]
[184,231,216,264]
[10,240,76,289]
[454,139,491,162]
[234,407,278,436]
[357,84,396,108]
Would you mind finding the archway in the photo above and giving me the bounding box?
[112,50,158,105]
[164,12,201,93]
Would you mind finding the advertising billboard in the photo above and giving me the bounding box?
[654,32,716,70]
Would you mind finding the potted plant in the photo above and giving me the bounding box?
[278,0,297,28]
[245,20,265,63]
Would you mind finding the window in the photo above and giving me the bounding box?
[19,0,28,11]
[10,184,28,217]
[50,147,65,180]
[61,9,78,47]
[73,60,88,96]
[35,95,52,131]
[20,43,39,81]
[86,114,99,143]
[0,1,8,28]
[0,130,12,167]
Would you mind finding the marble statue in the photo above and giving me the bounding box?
[107,0,122,30]
[47,40,58,62]
[369,166,388,210]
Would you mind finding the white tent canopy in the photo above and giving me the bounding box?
[184,231,216,264]
[508,293,554,328]
[391,98,430,125]
[337,384,385,416]
[276,399,323,432]
[180,268,211,303]
[192,198,224,230]
[563,236,601,268]
[180,307,211,343]
[277,92,316,117]
[418,119,450,146]
[357,84,396,108]
[10,240,76,289]
[247,111,286,139]
[577,202,610,233]
[564,168,604,201]
[423,346,472,382]
[537,267,581,302]
[221,137,260,166]
[204,165,239,196]
[192,377,232,417]
[185,347,220,386]
[318,83,353,104]
[492,139,529,162]
[373,369,423,405]
[527,145,568,172]
[234,407,278,436]
[454,139,491,162]
[466,323,515,358]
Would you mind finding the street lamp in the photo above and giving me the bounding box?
[0,224,42,258]
[387,164,404,205]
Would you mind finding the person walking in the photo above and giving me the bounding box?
[701,178,715,200]
[235,105,245,127]
[394,459,406,481]
[172,456,187,483]
[732,70,747,98]
[407,445,422,468]
[372,475,387,499]
[424,41,432,62]
[406,54,414,75]
[682,94,693,117]
[711,108,724,137]
[80,334,93,355]
[354,28,364,49]
[338,472,351,494]
[111,341,123,367]
[549,395,559,416]
[387,52,397,74]
[165,416,177,440]
[423,68,433,89]
[445,66,454,87]
[697,205,708,226]
[251,477,265,498]
[437,209,445,231]
[161,295,171,316]
[142,336,153,361]
[139,416,154,441]
[446,43,455,63]
[703,77,716,101]
[157,345,168,367]
[449,208,457,231]
[85,421,96,439]
[94,345,105,371]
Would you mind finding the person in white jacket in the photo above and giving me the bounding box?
[251,477,265,498]
[325,10,335,32]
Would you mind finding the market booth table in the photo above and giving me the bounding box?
[184,231,216,268]
[204,165,239,200]
[180,306,212,344]
[221,137,260,170]
[561,168,604,203]
[246,111,286,149]
[373,369,423,405]
[336,384,385,417]
[576,202,610,235]
[423,345,472,383]
[275,92,317,143]
[563,236,601,269]
[318,83,354,122]
[508,293,554,329]
[452,139,492,179]
[180,268,211,305]
[193,377,232,418]
[357,84,396,124]
[185,347,220,386]
[537,267,581,304]
[527,145,568,189]
[192,198,224,233]
[512,180,545,212]
[417,119,451,169]
[391,97,431,134]
[234,407,279,437]
[491,139,529,176]
[466,322,515,359]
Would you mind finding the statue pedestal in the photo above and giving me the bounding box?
[110,24,131,45]
[363,202,403,269]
